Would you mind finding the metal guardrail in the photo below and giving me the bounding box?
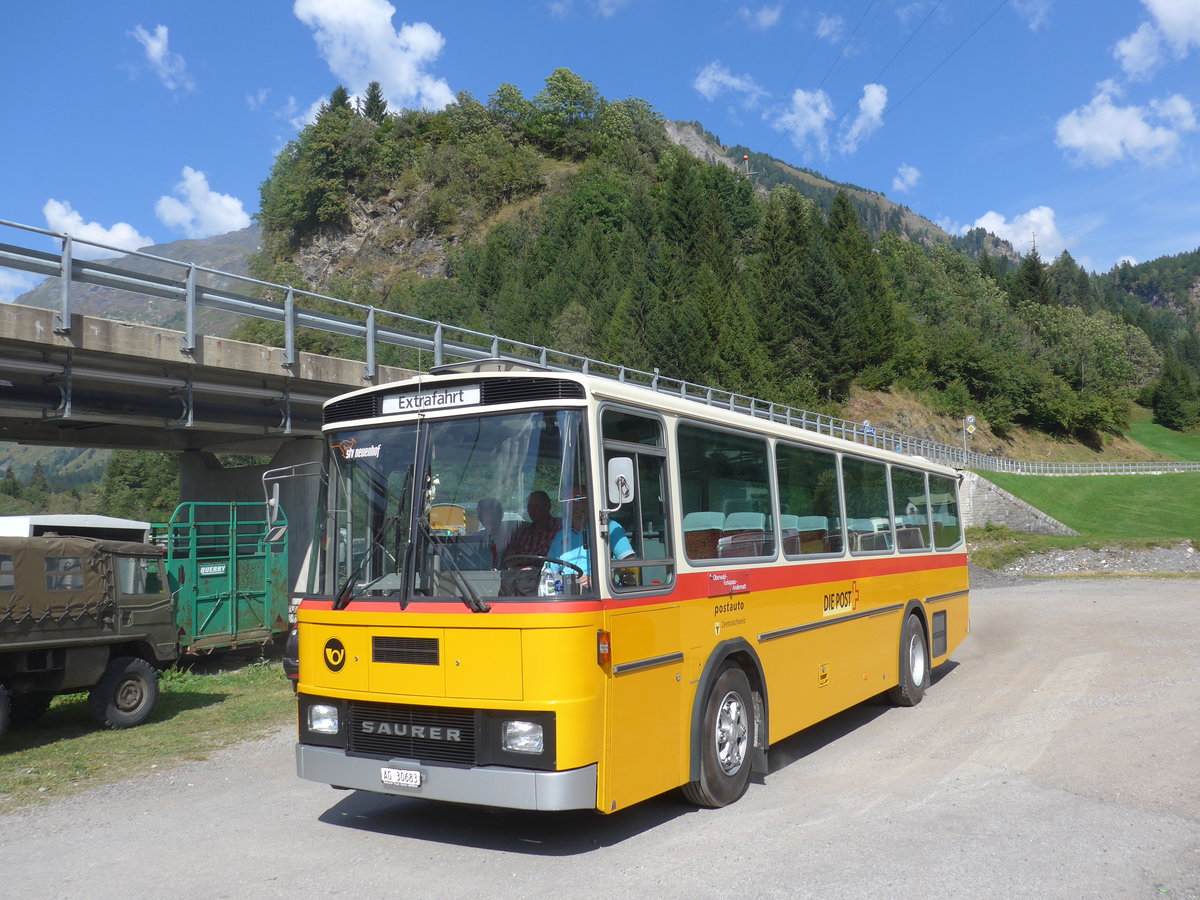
[3,217,1199,478]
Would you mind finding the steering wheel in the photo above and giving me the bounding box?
[502,554,585,576]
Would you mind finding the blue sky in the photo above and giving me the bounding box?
[2,0,1199,303]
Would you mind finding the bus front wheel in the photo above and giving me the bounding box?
[682,665,755,808]
[888,614,929,707]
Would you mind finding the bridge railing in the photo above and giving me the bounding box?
[3,218,1199,478]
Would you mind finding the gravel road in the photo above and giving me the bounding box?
[2,576,1198,899]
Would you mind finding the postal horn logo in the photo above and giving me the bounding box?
[324,637,346,672]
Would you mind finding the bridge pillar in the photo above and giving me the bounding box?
[179,439,324,593]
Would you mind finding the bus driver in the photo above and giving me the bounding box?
[548,487,635,588]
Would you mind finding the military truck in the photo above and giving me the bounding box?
[0,534,178,739]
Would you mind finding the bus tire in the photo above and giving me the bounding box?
[682,665,755,808]
[88,657,160,730]
[888,614,929,707]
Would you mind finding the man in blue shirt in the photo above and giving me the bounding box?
[548,488,635,588]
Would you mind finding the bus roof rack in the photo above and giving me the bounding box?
[429,357,552,376]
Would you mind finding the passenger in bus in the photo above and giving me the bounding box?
[547,488,635,588]
[502,490,561,560]
[475,498,513,569]
[499,490,563,595]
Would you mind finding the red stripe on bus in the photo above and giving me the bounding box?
[297,553,967,616]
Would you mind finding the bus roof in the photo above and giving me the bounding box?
[323,362,960,476]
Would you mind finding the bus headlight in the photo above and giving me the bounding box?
[308,704,340,734]
[502,720,544,754]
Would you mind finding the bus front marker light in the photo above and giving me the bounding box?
[597,629,611,667]
[502,720,544,754]
[308,704,340,734]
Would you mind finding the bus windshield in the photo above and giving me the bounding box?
[325,408,590,605]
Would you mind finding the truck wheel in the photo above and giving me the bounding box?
[681,665,755,808]
[10,691,53,727]
[0,684,10,740]
[887,614,929,707]
[88,657,160,729]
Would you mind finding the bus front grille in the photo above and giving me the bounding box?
[324,394,378,424]
[347,701,476,764]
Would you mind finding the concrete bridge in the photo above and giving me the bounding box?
[0,300,414,586]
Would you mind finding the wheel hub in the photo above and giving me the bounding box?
[715,691,748,775]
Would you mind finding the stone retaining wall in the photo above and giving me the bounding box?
[960,471,1079,536]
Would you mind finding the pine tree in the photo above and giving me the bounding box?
[1010,247,1053,306]
[361,81,388,123]
[827,190,896,380]
[327,84,352,113]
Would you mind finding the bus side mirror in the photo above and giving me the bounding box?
[607,457,635,508]
[265,524,288,543]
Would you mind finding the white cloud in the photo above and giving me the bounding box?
[247,88,271,111]
[1011,0,1050,31]
[130,24,194,91]
[0,269,40,304]
[693,61,769,107]
[283,95,326,131]
[1151,92,1198,129]
[155,167,251,239]
[738,5,783,29]
[1056,81,1195,166]
[815,14,844,42]
[548,0,572,18]
[1115,21,1164,79]
[43,201,154,258]
[839,83,887,153]
[293,0,455,111]
[967,205,1066,258]
[596,0,630,14]
[770,88,834,157]
[1118,254,1139,266]
[1144,0,1200,56]
[892,164,921,193]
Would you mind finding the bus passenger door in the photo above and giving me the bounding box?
[599,407,683,812]
[604,605,683,812]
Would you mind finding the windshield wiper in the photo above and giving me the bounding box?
[416,516,490,613]
[332,514,399,610]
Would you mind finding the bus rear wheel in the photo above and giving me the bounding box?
[888,614,929,707]
[682,665,755,808]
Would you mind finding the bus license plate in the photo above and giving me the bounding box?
[380,767,422,788]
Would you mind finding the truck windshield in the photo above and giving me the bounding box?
[325,408,591,604]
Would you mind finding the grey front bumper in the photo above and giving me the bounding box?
[296,744,598,811]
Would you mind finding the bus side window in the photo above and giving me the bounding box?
[890,466,931,551]
[776,443,843,557]
[678,422,774,561]
[928,474,963,550]
[842,456,893,554]
[602,409,673,591]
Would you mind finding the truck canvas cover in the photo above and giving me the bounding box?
[0,535,155,631]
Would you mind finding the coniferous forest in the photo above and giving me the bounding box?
[249,70,1198,438]
[9,69,1200,519]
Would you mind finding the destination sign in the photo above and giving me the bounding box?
[382,384,481,415]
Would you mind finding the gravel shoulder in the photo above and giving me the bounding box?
[972,540,1200,586]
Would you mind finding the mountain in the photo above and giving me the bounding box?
[665,120,951,246]
[14,226,262,335]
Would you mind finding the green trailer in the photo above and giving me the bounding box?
[153,503,289,653]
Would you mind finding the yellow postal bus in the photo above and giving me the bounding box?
[293,361,969,812]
